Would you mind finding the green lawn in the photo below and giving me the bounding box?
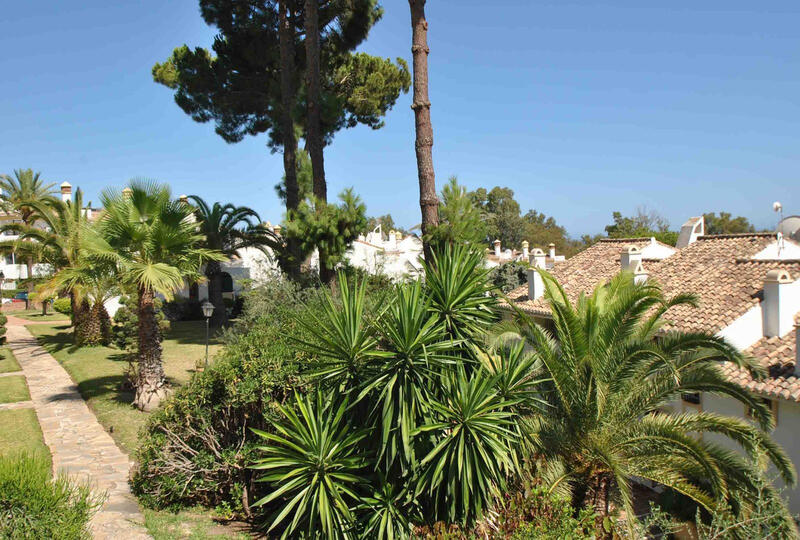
[0,408,50,462]
[0,375,31,404]
[143,508,250,540]
[27,321,223,454]
[0,347,21,373]
[12,309,70,322]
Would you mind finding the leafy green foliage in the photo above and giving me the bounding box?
[487,261,528,293]
[510,270,796,527]
[604,208,678,245]
[703,212,758,235]
[0,453,102,539]
[112,296,168,352]
[430,176,487,247]
[0,312,6,344]
[132,278,319,511]
[152,1,409,150]
[252,391,368,538]
[52,297,73,315]
[283,189,368,272]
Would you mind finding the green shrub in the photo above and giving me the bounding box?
[0,312,6,344]
[131,279,323,513]
[0,453,102,539]
[1,289,25,300]
[488,260,528,293]
[53,297,72,315]
[112,295,168,351]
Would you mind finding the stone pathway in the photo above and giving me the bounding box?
[5,322,150,539]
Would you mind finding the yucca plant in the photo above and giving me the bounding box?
[415,369,519,526]
[423,244,497,340]
[512,270,796,530]
[363,281,457,473]
[252,390,369,539]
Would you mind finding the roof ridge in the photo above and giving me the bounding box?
[697,233,776,240]
[734,258,800,264]
[596,237,653,243]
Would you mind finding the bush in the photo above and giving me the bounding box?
[53,297,72,316]
[0,312,6,344]
[0,453,102,538]
[1,289,25,299]
[131,278,323,514]
[112,295,168,351]
[161,296,204,322]
[488,261,528,293]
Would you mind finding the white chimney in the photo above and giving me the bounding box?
[529,248,546,269]
[388,230,397,250]
[522,240,529,260]
[60,181,72,202]
[494,239,501,257]
[527,267,545,301]
[548,243,556,259]
[179,194,189,205]
[763,269,795,338]
[122,187,133,199]
[632,260,649,285]
[676,216,704,248]
[619,245,642,272]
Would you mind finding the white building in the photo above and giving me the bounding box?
[506,217,800,512]
[346,226,425,280]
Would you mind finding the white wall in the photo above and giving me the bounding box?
[703,393,800,513]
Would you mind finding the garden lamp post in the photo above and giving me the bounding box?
[201,300,214,368]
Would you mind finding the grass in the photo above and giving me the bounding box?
[0,347,21,373]
[0,409,50,462]
[0,375,31,404]
[12,309,70,322]
[143,508,250,540]
[27,320,228,539]
[27,320,223,455]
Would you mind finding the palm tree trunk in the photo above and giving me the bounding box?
[41,299,48,316]
[71,295,90,346]
[278,0,302,280]
[25,258,34,309]
[83,302,104,346]
[134,286,167,412]
[409,0,439,261]
[304,0,333,284]
[205,260,228,328]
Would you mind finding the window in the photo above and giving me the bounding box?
[681,393,701,405]
[4,255,13,265]
[747,398,778,426]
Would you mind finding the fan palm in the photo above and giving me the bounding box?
[0,188,97,338]
[87,180,223,411]
[0,169,58,303]
[512,270,796,530]
[188,196,281,327]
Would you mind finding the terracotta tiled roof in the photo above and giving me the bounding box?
[720,325,800,402]
[504,234,800,402]
[506,234,800,334]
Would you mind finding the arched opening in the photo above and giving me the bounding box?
[221,272,234,294]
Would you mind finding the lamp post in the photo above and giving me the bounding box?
[201,300,214,368]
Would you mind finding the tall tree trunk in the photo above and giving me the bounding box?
[409,0,439,262]
[304,0,333,284]
[83,301,104,346]
[205,260,228,328]
[41,298,48,316]
[134,286,167,412]
[278,0,302,280]
[71,293,89,346]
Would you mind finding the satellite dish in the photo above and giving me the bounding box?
[777,215,800,241]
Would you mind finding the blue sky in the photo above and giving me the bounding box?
[2,1,799,238]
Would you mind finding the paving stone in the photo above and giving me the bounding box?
[5,323,151,539]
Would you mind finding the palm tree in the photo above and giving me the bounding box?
[88,180,223,411]
[188,196,280,327]
[0,188,96,340]
[510,270,796,531]
[0,169,58,304]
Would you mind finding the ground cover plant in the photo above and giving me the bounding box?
[0,453,101,539]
